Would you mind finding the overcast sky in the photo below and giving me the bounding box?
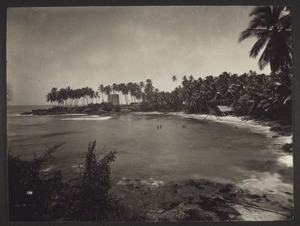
[7,6,270,105]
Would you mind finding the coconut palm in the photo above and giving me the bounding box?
[171,75,177,83]
[239,6,291,74]
[103,85,112,102]
[98,84,105,103]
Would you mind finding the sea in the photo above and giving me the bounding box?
[7,105,292,191]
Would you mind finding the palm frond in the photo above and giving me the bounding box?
[249,6,272,17]
[249,36,269,58]
[258,43,271,70]
[278,14,292,30]
[272,6,286,19]
[238,29,256,42]
[249,17,268,29]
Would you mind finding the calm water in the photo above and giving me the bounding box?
[7,105,285,185]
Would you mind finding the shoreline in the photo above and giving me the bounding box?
[15,107,293,221]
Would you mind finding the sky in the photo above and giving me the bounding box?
[7,6,271,105]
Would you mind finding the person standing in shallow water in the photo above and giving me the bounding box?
[160,125,162,129]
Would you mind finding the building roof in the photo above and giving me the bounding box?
[217,105,232,112]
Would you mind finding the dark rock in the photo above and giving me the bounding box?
[229,193,237,198]
[248,194,260,199]
[282,143,293,153]
[219,187,231,193]
[197,195,218,208]
[196,185,205,190]
[21,111,32,115]
[271,201,280,205]
[214,197,226,204]
[213,206,240,221]
[279,205,291,211]
[185,179,196,186]
[163,200,181,210]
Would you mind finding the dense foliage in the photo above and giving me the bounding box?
[8,141,119,221]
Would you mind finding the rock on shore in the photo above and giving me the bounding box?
[110,178,293,222]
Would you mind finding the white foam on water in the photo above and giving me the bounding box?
[134,111,166,115]
[72,164,83,168]
[61,116,112,121]
[57,114,87,116]
[8,113,33,117]
[236,171,293,198]
[40,165,55,173]
[234,204,285,221]
[169,112,274,135]
[117,177,164,188]
[277,155,293,168]
[140,178,165,187]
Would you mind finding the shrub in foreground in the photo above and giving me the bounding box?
[8,141,118,221]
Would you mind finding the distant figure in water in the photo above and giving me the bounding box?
[182,124,186,128]
[235,126,238,129]
[160,125,162,129]
[157,126,159,130]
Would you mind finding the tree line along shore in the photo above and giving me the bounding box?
[23,70,291,124]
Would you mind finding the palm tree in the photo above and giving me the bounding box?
[111,83,117,94]
[171,75,177,82]
[239,6,291,74]
[98,84,105,103]
[103,85,112,102]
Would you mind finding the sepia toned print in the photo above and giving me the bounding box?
[7,6,292,222]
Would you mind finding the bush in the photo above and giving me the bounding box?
[100,102,113,112]
[139,101,154,112]
[74,141,116,221]
[8,141,118,221]
[114,105,121,112]
[8,143,65,221]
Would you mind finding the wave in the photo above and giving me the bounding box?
[56,113,87,116]
[277,155,293,168]
[61,115,112,121]
[117,177,164,188]
[134,111,166,115]
[7,113,33,117]
[40,165,55,173]
[72,164,83,168]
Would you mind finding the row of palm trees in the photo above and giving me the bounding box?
[45,6,292,122]
[171,71,292,122]
[98,81,146,105]
[46,87,98,107]
[46,79,155,107]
